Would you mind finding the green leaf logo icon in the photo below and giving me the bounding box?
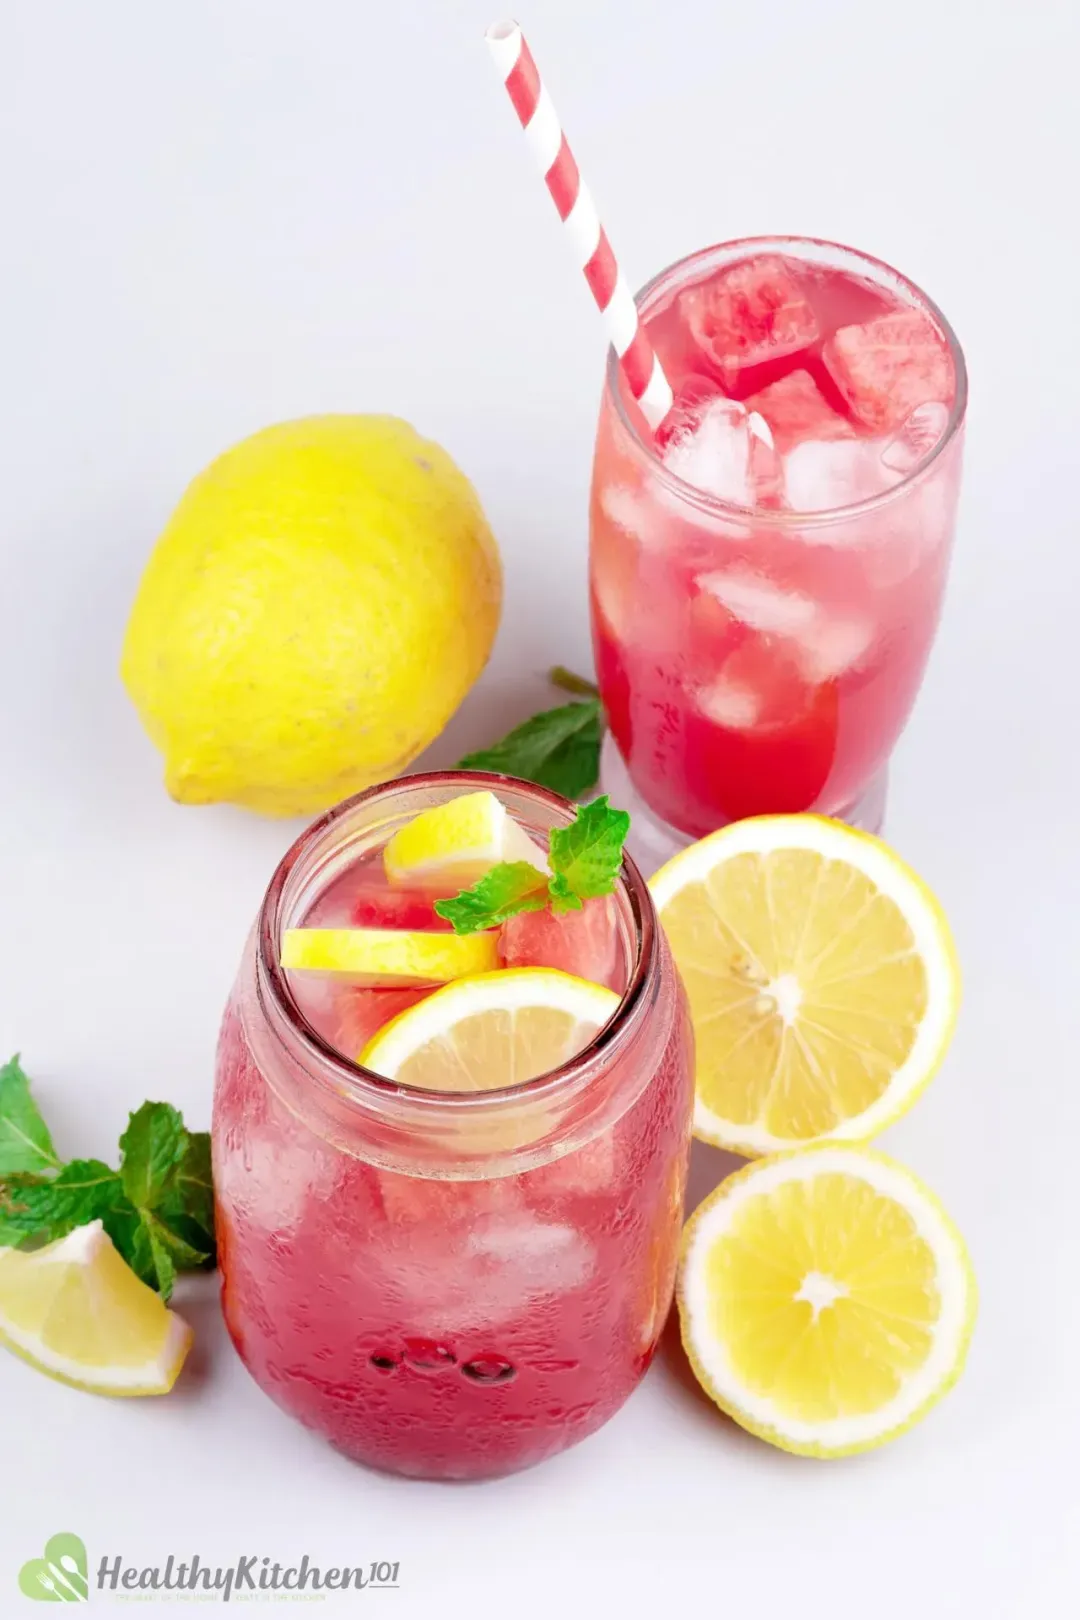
[18,1534,88,1602]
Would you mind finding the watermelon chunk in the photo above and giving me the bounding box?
[500,897,625,993]
[335,985,431,1061]
[744,370,857,453]
[680,255,819,385]
[349,883,448,931]
[823,311,954,433]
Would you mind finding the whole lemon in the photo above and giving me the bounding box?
[121,416,502,816]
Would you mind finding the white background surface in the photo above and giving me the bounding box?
[2,0,1078,1614]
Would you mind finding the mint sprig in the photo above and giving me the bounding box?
[548,797,632,915]
[434,862,549,934]
[435,797,630,934]
[0,1058,215,1301]
[457,670,604,800]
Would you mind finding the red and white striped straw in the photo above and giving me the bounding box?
[485,19,674,432]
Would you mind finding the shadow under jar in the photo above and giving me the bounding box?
[212,772,695,1480]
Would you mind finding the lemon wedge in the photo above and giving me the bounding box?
[383,789,548,890]
[650,816,960,1155]
[0,1222,192,1396]
[678,1146,977,1456]
[360,968,619,1090]
[281,926,498,987]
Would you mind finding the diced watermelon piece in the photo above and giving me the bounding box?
[335,985,431,1060]
[500,897,625,993]
[744,370,857,453]
[349,883,448,931]
[822,311,954,433]
[680,255,819,385]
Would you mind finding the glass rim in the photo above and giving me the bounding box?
[255,770,658,1114]
[606,233,969,527]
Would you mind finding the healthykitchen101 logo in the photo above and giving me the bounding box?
[18,1533,400,1602]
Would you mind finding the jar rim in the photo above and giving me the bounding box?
[606,233,968,526]
[255,770,658,1115]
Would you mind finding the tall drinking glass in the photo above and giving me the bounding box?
[212,773,694,1480]
[590,236,966,867]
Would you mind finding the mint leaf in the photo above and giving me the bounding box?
[548,796,631,915]
[159,1131,216,1265]
[435,862,549,935]
[0,1055,61,1176]
[119,1102,187,1210]
[458,699,602,799]
[124,1214,176,1299]
[125,1211,211,1301]
[0,1160,123,1247]
[113,1106,214,1297]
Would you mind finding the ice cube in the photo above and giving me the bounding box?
[696,568,817,636]
[654,376,726,454]
[592,494,642,637]
[696,675,763,730]
[795,614,875,682]
[782,438,896,513]
[823,311,954,433]
[500,895,624,993]
[744,370,857,452]
[599,483,648,537]
[662,397,754,506]
[693,574,874,696]
[533,1132,619,1196]
[467,1219,595,1300]
[680,254,819,384]
[375,1168,524,1230]
[880,401,951,473]
[216,1124,341,1234]
[374,1217,594,1336]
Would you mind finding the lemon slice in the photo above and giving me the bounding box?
[360,968,619,1090]
[678,1146,977,1456]
[383,789,548,890]
[0,1222,192,1396]
[650,816,960,1155]
[281,926,498,987]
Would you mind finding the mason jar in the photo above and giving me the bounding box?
[212,772,695,1480]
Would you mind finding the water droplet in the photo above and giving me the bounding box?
[402,1337,456,1370]
[462,1355,516,1384]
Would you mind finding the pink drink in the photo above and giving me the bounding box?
[212,775,694,1480]
[590,237,966,844]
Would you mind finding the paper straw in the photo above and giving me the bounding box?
[485,20,674,432]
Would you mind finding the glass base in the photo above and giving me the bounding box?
[598,733,888,877]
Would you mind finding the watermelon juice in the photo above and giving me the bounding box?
[212,775,694,1480]
[590,237,967,855]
